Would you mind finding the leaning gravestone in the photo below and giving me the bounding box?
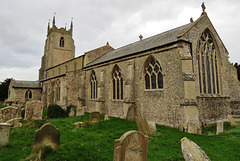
[0,123,10,146]
[181,137,211,161]
[216,120,224,135]
[227,115,237,126]
[32,123,60,153]
[135,113,151,136]
[90,111,100,122]
[147,121,157,135]
[113,130,148,161]
[25,101,43,120]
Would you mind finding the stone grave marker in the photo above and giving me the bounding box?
[32,123,60,153]
[126,105,136,120]
[147,121,157,135]
[181,137,210,161]
[227,115,237,126]
[90,111,100,122]
[104,115,110,121]
[6,117,22,128]
[76,107,84,116]
[0,106,21,123]
[0,123,10,146]
[113,130,148,161]
[216,120,224,135]
[135,113,151,136]
[25,101,43,120]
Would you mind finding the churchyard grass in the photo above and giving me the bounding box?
[0,113,240,161]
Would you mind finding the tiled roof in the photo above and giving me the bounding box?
[86,23,191,67]
[13,80,41,88]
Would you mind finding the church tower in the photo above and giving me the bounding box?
[39,16,75,80]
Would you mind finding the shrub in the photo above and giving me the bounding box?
[47,104,67,118]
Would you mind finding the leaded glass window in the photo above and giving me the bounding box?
[197,29,220,94]
[90,71,97,99]
[112,65,123,100]
[144,57,163,89]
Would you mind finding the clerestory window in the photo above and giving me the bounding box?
[112,65,123,100]
[90,71,97,99]
[197,29,220,94]
[144,56,163,90]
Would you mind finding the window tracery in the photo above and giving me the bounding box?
[197,29,220,94]
[112,65,123,100]
[90,71,97,99]
[144,57,163,90]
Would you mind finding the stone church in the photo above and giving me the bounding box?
[7,4,240,133]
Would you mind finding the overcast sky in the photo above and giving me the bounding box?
[0,0,239,82]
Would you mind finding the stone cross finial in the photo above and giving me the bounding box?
[201,2,206,13]
[139,34,143,41]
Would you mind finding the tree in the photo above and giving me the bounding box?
[234,63,240,81]
[0,78,11,102]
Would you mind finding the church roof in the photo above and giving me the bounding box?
[85,23,192,68]
[13,80,41,89]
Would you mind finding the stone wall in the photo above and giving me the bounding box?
[230,100,240,115]
[0,106,21,123]
[197,96,230,123]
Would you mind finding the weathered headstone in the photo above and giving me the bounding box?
[104,115,110,121]
[25,101,43,120]
[135,113,151,136]
[6,117,22,128]
[147,121,157,135]
[126,105,136,120]
[32,123,60,153]
[227,115,237,126]
[187,121,198,134]
[90,111,100,122]
[113,130,148,161]
[76,107,84,116]
[0,106,21,123]
[181,137,211,161]
[0,123,10,146]
[216,120,224,135]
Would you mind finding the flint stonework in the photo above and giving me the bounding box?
[32,123,60,153]
[181,137,210,161]
[113,130,148,161]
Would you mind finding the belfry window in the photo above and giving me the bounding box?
[60,37,64,47]
[197,29,220,94]
[90,71,97,99]
[112,65,123,100]
[144,56,163,90]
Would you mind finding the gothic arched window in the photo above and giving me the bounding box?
[25,90,32,99]
[197,29,220,94]
[112,65,123,100]
[144,56,163,90]
[90,71,97,99]
[60,37,64,47]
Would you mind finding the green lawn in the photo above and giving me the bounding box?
[0,113,240,161]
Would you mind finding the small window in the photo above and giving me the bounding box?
[90,71,97,99]
[25,90,32,99]
[144,56,163,90]
[112,65,123,100]
[60,37,64,47]
[65,65,68,73]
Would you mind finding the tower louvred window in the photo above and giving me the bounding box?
[60,37,64,47]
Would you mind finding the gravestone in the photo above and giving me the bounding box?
[113,130,148,161]
[227,115,237,126]
[104,115,110,121]
[216,120,224,135]
[25,101,43,120]
[76,107,84,116]
[147,121,157,135]
[135,113,151,136]
[126,105,136,120]
[0,123,10,146]
[0,106,21,123]
[32,123,60,153]
[6,117,22,128]
[181,137,210,161]
[90,111,100,122]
